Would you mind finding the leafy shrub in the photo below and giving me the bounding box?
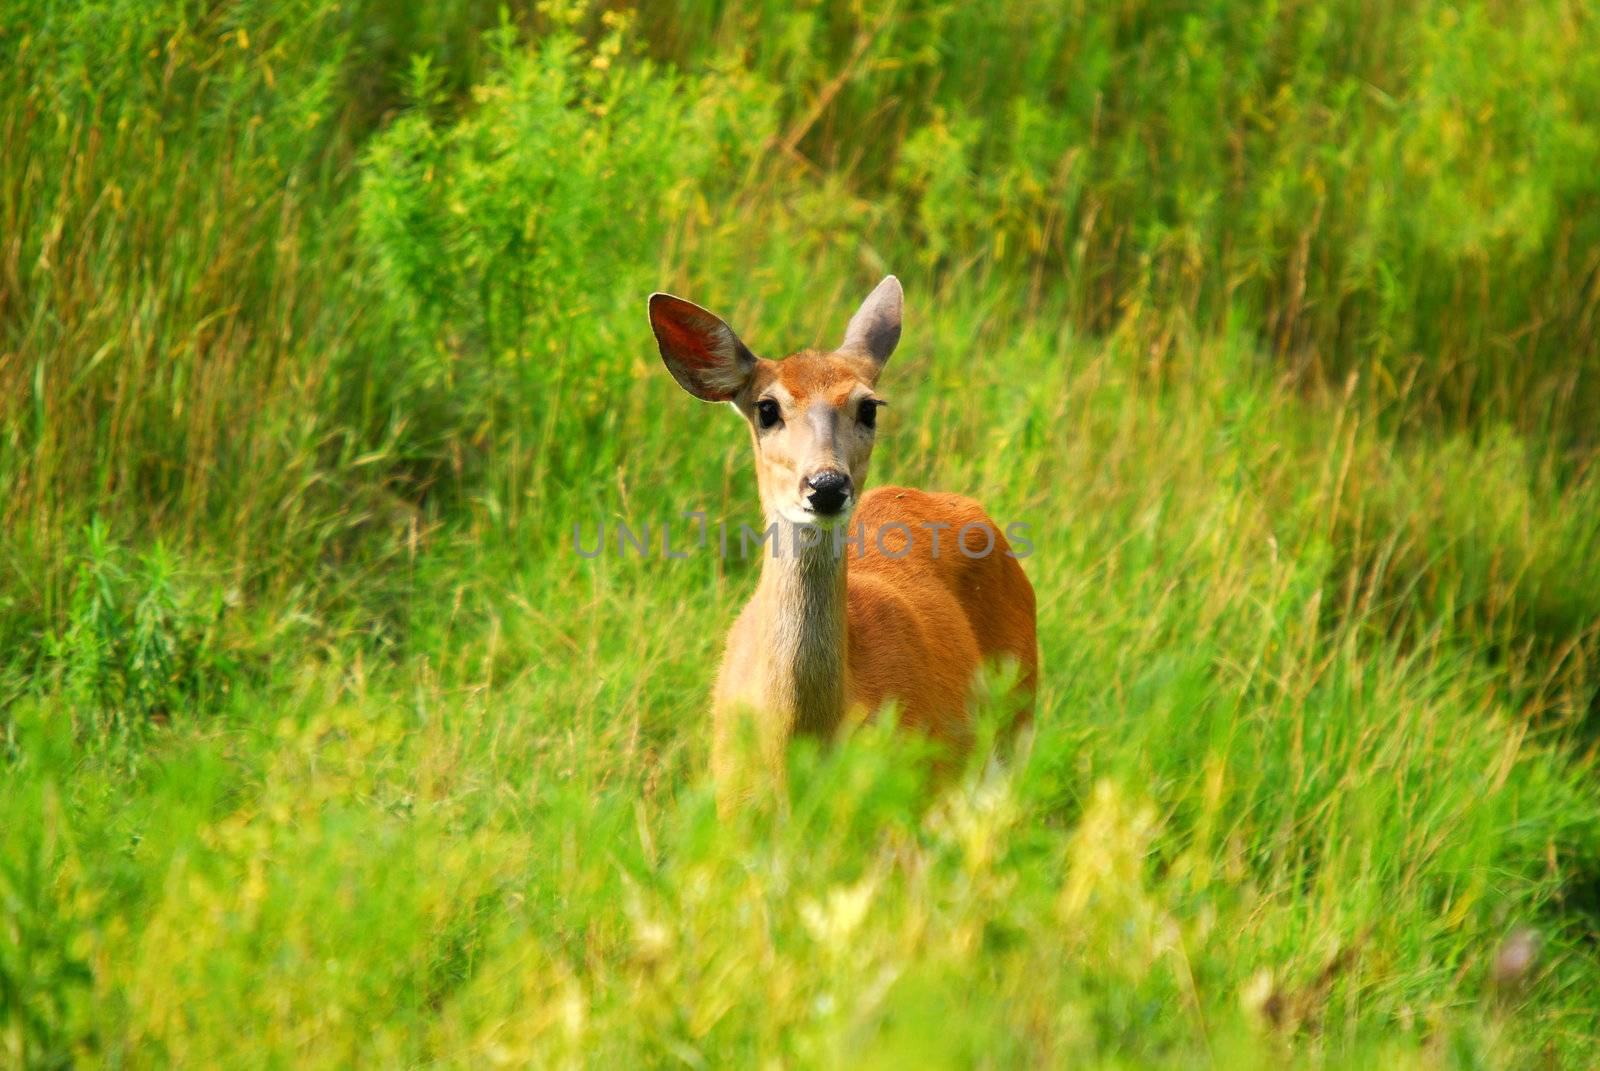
[43,523,238,737]
[354,15,777,498]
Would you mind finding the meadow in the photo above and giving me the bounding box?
[3,0,1600,1065]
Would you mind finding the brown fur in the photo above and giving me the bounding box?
[844,487,1039,744]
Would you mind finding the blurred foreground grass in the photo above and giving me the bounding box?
[3,1,1600,1066]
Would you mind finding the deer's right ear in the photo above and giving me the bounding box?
[648,293,756,402]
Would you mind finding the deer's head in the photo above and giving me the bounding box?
[648,276,902,525]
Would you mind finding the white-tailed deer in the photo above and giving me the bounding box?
[648,276,1038,801]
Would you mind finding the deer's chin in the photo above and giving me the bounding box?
[778,502,855,528]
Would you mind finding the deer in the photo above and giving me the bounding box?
[647,276,1038,804]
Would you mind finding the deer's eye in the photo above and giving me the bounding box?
[858,399,881,430]
[756,399,781,429]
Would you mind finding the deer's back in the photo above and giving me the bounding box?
[844,486,1038,745]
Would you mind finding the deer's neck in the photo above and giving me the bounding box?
[752,519,849,738]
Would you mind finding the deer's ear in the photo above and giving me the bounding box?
[648,293,756,402]
[839,275,902,371]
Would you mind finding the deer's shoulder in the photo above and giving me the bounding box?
[855,485,993,530]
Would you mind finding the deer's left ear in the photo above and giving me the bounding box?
[648,293,757,402]
[838,275,902,373]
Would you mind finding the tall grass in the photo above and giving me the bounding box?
[3,1,1600,1066]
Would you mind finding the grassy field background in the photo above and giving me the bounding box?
[4,0,1600,1065]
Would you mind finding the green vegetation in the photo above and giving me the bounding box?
[4,1,1600,1065]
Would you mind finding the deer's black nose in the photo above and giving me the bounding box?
[805,470,853,515]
